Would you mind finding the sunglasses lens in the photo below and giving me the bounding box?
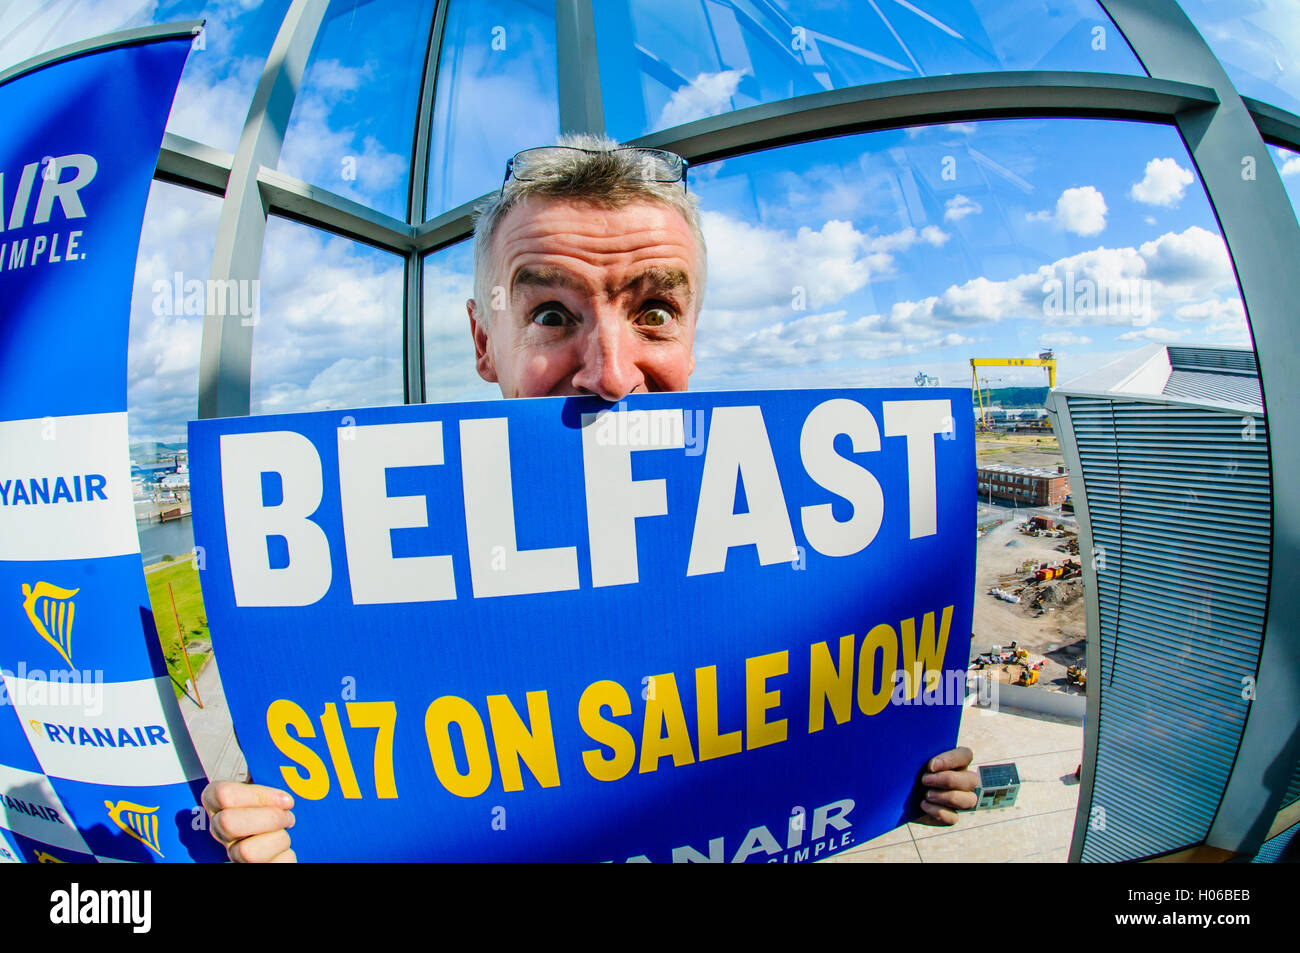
[505,147,687,186]
[628,149,682,182]
[510,148,553,181]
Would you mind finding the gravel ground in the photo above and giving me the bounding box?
[971,518,1087,694]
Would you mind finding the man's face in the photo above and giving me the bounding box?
[468,196,699,401]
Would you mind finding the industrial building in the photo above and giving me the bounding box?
[1048,344,1298,862]
[977,464,1070,508]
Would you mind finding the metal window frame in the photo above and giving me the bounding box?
[0,20,204,87]
[97,0,1300,861]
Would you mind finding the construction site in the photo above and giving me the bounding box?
[968,351,1087,699]
[973,515,1087,694]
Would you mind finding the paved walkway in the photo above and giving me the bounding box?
[827,702,1084,863]
[177,655,247,783]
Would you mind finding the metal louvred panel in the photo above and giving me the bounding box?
[1163,370,1263,407]
[1066,396,1270,862]
[1166,346,1259,376]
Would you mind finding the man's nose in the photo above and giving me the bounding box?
[571,315,643,401]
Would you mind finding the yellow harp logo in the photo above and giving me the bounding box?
[21,581,79,667]
[33,850,64,863]
[105,799,164,858]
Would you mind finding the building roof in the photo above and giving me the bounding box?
[976,463,1067,479]
[1054,343,1262,413]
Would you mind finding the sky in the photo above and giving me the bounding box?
[1,0,1297,444]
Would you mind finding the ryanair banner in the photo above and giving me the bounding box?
[0,27,222,862]
[189,388,976,862]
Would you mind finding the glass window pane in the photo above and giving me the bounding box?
[0,0,153,66]
[253,217,404,414]
[595,0,1145,142]
[1271,144,1300,227]
[127,181,225,705]
[1178,0,1300,116]
[128,180,220,470]
[425,0,559,218]
[423,241,501,402]
[280,0,437,220]
[0,2,293,155]
[688,118,1247,392]
[165,0,293,154]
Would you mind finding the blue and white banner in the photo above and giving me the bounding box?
[189,388,976,862]
[0,28,222,863]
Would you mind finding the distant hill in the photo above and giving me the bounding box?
[972,386,1049,408]
[130,440,187,461]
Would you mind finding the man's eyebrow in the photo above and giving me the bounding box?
[511,266,585,297]
[614,267,693,301]
[510,265,694,301]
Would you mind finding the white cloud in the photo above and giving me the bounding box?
[1138,225,1234,288]
[944,194,983,222]
[0,1,158,71]
[127,183,221,445]
[250,219,405,415]
[126,179,411,442]
[1038,331,1092,347]
[694,224,1242,388]
[1027,186,1108,236]
[699,212,948,329]
[1206,314,1251,344]
[277,59,407,206]
[1117,327,1187,342]
[1174,298,1245,323]
[658,70,746,128]
[423,257,500,403]
[1282,155,1300,177]
[1129,157,1195,207]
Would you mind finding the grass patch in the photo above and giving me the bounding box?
[145,560,211,700]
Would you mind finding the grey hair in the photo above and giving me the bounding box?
[470,133,707,322]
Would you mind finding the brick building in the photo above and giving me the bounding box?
[976,463,1070,507]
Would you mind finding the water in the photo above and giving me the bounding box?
[137,516,195,565]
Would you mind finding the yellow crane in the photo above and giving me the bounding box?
[971,351,1057,430]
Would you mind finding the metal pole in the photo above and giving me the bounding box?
[169,582,202,709]
[1098,0,1300,859]
[556,0,604,137]
[402,0,450,404]
[197,0,330,420]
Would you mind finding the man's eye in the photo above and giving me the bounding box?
[532,307,571,327]
[639,307,674,327]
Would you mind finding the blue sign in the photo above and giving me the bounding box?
[190,388,975,862]
[0,28,223,863]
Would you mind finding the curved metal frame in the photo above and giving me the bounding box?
[0,20,203,87]
[124,0,1300,861]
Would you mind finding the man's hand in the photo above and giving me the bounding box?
[202,780,297,863]
[918,747,978,825]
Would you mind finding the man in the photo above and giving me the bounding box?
[203,135,979,862]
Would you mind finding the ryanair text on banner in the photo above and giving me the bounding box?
[0,27,223,863]
[189,388,976,862]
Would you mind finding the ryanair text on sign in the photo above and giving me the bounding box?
[0,414,137,561]
[0,27,218,863]
[9,676,202,787]
[189,388,977,861]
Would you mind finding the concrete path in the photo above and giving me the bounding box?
[827,703,1084,863]
[177,654,248,783]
